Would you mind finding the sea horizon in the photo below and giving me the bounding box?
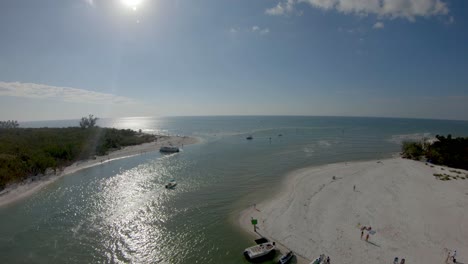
[18,114,468,125]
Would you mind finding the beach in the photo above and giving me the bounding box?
[239,158,468,264]
[0,135,198,207]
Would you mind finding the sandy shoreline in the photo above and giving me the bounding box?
[239,158,468,264]
[0,135,199,207]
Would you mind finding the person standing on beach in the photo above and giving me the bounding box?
[326,256,330,264]
[353,185,356,191]
[361,230,364,239]
[365,233,369,242]
[393,257,399,264]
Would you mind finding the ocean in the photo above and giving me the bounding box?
[1,116,468,263]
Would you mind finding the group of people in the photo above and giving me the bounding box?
[393,257,405,264]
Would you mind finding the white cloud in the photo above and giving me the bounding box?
[84,0,94,6]
[252,26,270,35]
[232,26,270,35]
[268,0,449,20]
[260,28,271,35]
[266,0,296,15]
[0,82,136,105]
[373,21,385,29]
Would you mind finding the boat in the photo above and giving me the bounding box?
[246,135,253,140]
[243,241,276,260]
[160,146,180,153]
[310,254,325,264]
[278,251,294,264]
[278,134,283,137]
[165,179,177,189]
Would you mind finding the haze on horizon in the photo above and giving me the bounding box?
[0,0,467,121]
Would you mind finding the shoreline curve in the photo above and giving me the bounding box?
[0,135,199,208]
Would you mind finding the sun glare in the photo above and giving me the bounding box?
[121,0,144,10]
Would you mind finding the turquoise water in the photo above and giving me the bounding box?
[2,116,468,263]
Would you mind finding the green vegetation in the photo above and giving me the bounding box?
[401,141,424,160]
[79,114,98,129]
[433,173,467,181]
[0,120,19,129]
[402,134,468,171]
[0,119,156,189]
[426,135,468,170]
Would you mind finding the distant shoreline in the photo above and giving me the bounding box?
[0,135,199,207]
[238,157,468,264]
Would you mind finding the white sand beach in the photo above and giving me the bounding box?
[239,158,468,264]
[0,135,198,207]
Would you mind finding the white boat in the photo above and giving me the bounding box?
[310,254,325,264]
[165,180,177,189]
[243,241,276,260]
[160,146,179,153]
[278,251,294,264]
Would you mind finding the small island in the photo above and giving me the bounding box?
[0,115,197,206]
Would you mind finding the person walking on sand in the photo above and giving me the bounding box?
[353,185,356,191]
[365,233,369,242]
[393,257,399,264]
[326,256,330,264]
[400,258,405,264]
[361,230,364,239]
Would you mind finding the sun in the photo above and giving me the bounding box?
[121,0,144,10]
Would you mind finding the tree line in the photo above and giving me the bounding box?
[401,134,468,170]
[0,120,19,129]
[0,116,156,189]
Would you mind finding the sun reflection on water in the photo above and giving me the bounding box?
[80,156,202,263]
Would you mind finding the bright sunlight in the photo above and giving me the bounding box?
[121,0,144,10]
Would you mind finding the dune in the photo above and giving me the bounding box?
[239,158,468,264]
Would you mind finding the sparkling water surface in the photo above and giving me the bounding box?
[2,116,468,263]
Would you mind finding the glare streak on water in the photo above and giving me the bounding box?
[2,116,468,263]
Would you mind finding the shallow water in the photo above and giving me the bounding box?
[2,116,468,263]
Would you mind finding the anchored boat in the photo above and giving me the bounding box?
[278,251,294,264]
[160,146,180,153]
[165,179,177,189]
[310,254,325,264]
[243,241,276,260]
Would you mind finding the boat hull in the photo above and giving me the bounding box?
[243,242,276,262]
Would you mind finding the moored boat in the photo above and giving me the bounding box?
[310,254,325,264]
[165,179,177,189]
[246,135,253,140]
[160,146,180,153]
[244,241,276,260]
[278,251,294,264]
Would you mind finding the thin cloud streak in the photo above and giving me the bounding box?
[0,82,136,105]
[267,0,450,21]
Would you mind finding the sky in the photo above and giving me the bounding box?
[0,0,467,121]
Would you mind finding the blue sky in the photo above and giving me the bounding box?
[0,0,467,121]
